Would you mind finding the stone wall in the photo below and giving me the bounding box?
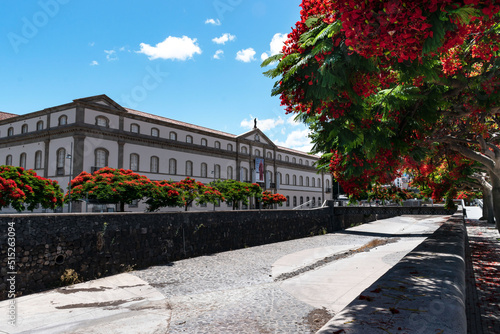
[0,204,455,300]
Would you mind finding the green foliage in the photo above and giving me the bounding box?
[210,180,262,210]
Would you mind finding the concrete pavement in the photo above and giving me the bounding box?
[0,214,454,333]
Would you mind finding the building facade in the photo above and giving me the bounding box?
[0,95,332,213]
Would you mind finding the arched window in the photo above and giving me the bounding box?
[299,176,303,186]
[19,153,27,169]
[58,115,67,126]
[169,131,177,141]
[130,123,140,133]
[201,163,208,177]
[277,172,282,185]
[35,151,42,169]
[285,174,290,185]
[318,197,322,206]
[292,157,296,163]
[305,160,309,166]
[293,175,297,185]
[227,143,233,151]
[96,116,109,127]
[150,128,159,137]
[241,146,248,154]
[186,135,193,143]
[130,153,139,171]
[286,196,290,207]
[227,166,233,180]
[306,196,310,205]
[169,158,177,175]
[312,197,316,207]
[201,138,208,146]
[56,148,66,175]
[21,124,28,134]
[186,161,193,176]
[95,148,108,168]
[241,167,248,182]
[267,152,272,159]
[7,127,14,136]
[293,196,297,207]
[6,155,12,165]
[299,159,303,165]
[36,121,44,131]
[255,149,261,157]
[215,141,221,149]
[214,164,221,179]
[326,179,330,188]
[150,156,159,173]
[285,156,289,162]
[306,177,310,187]
[278,154,282,160]
[318,178,321,187]
[300,196,304,205]
[312,178,316,187]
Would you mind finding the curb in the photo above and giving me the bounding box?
[317,210,467,334]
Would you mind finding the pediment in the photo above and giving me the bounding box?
[73,94,128,112]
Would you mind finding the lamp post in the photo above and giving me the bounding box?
[66,142,73,213]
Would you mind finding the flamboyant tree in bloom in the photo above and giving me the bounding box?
[210,180,262,210]
[144,180,184,212]
[260,191,287,208]
[0,166,64,211]
[264,0,500,229]
[67,167,154,211]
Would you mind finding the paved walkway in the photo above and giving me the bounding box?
[0,215,448,333]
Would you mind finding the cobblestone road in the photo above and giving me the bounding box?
[131,216,445,334]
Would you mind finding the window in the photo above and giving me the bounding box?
[201,163,207,177]
[255,149,261,157]
[293,175,297,185]
[186,161,193,176]
[169,131,177,141]
[254,134,260,142]
[300,196,304,205]
[299,176,303,186]
[201,138,207,146]
[241,146,248,154]
[214,164,221,179]
[306,177,310,187]
[58,115,67,126]
[285,156,289,162]
[286,196,290,207]
[36,121,44,131]
[299,159,303,165]
[292,157,296,163]
[186,135,193,143]
[215,141,221,149]
[267,152,272,159]
[130,153,139,171]
[21,124,28,134]
[19,153,27,169]
[278,154,282,161]
[7,127,13,136]
[95,148,108,168]
[285,174,290,185]
[96,116,109,127]
[35,151,42,169]
[130,123,140,133]
[312,197,316,207]
[151,128,159,137]
[6,155,12,165]
[326,179,330,188]
[227,144,233,151]
[318,197,322,206]
[277,172,282,185]
[305,160,309,166]
[241,167,248,182]
[293,196,297,207]
[150,156,159,173]
[129,199,139,208]
[306,197,310,206]
[318,178,321,187]
[56,148,66,175]
[169,158,177,175]
[312,178,316,187]
[227,166,233,180]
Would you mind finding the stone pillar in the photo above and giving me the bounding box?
[118,141,125,169]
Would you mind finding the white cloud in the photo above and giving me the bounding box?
[212,33,236,45]
[104,49,117,61]
[213,50,224,59]
[286,115,301,126]
[89,42,95,47]
[236,48,256,63]
[240,116,284,131]
[205,18,221,26]
[261,32,287,61]
[90,60,99,66]
[138,36,202,61]
[275,129,313,153]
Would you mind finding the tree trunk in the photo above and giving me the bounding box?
[488,171,500,232]
[119,202,125,212]
[482,183,495,225]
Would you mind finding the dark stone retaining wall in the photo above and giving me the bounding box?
[0,204,455,300]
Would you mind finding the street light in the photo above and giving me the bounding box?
[66,142,73,213]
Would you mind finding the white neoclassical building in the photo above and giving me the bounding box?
[0,95,333,212]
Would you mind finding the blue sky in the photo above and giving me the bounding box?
[0,1,314,152]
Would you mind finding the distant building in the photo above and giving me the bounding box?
[0,95,332,212]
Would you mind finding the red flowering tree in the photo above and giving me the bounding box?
[144,180,184,212]
[260,191,287,209]
[210,180,262,210]
[264,0,500,229]
[0,165,64,211]
[67,167,154,211]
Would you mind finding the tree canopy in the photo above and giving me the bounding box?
[264,0,500,227]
